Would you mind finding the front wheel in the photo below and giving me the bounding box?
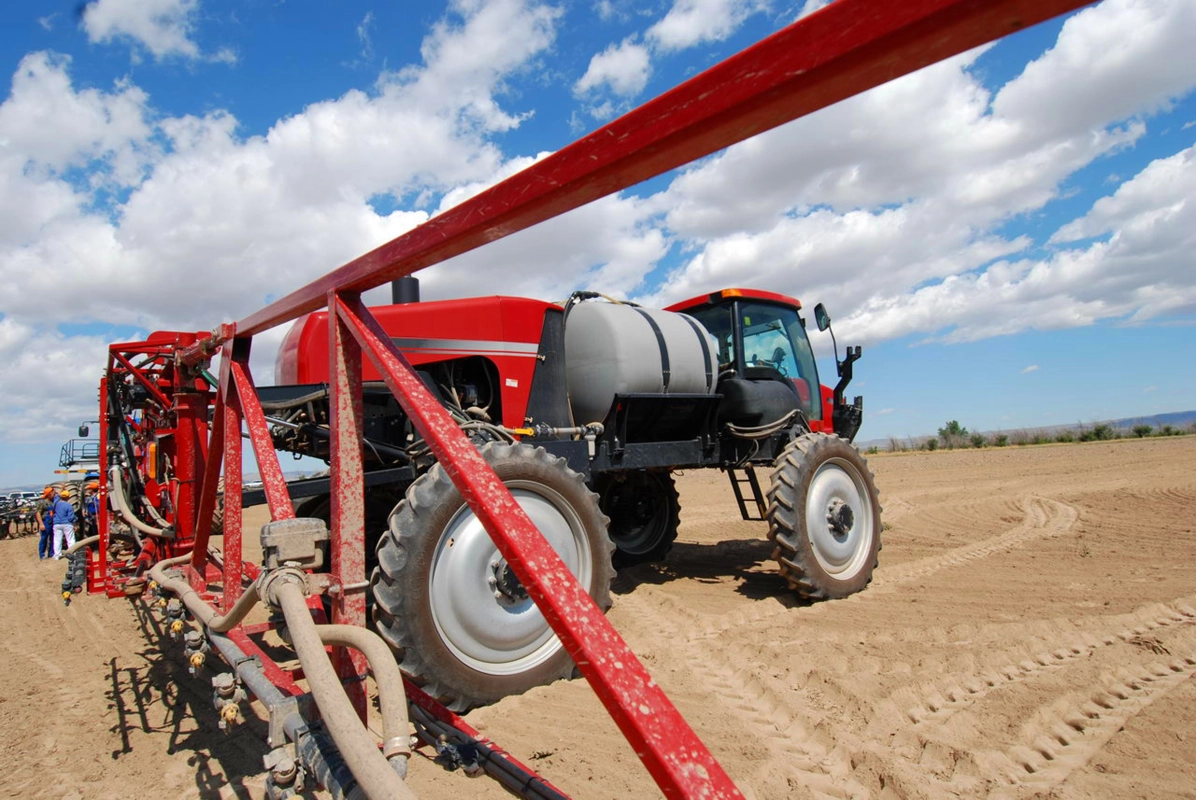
[371,442,614,711]
[767,433,881,599]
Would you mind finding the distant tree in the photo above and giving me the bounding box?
[1132,425,1153,438]
[969,433,985,449]
[1092,423,1115,441]
[1161,425,1178,436]
[938,420,969,449]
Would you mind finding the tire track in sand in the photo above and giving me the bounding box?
[990,648,1196,798]
[615,587,869,799]
[896,599,1196,729]
[684,495,1079,642]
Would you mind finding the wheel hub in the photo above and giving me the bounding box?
[826,498,855,537]
[488,558,529,603]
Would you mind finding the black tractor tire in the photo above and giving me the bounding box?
[293,485,403,577]
[596,471,681,568]
[371,442,614,711]
[766,432,881,600]
[51,481,84,514]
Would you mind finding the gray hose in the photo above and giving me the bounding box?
[273,579,416,800]
[148,554,263,633]
[65,535,100,556]
[315,624,411,768]
[109,466,170,537]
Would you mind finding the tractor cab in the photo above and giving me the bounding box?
[667,288,862,440]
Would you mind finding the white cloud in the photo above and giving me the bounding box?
[646,0,765,52]
[574,38,651,99]
[1022,365,1040,374]
[574,0,767,117]
[0,0,568,438]
[1052,145,1194,243]
[81,0,203,61]
[357,11,375,61]
[0,318,113,445]
[638,0,1196,348]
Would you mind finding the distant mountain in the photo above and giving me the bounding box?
[1104,410,1196,430]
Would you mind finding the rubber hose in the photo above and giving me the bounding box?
[274,580,416,800]
[315,625,412,769]
[148,554,263,633]
[65,535,100,556]
[109,466,170,537]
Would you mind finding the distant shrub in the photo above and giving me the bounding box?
[1010,429,1030,446]
[1055,430,1075,443]
[924,438,938,451]
[888,436,907,453]
[991,433,1009,447]
[1132,425,1153,438]
[866,445,879,455]
[1092,423,1116,441]
[937,420,969,449]
[969,433,986,449]
[1160,425,1179,437]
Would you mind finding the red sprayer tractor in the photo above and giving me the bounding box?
[69,2,1091,798]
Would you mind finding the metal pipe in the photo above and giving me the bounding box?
[315,625,411,768]
[272,578,416,800]
[407,704,566,800]
[207,631,368,800]
[148,554,262,633]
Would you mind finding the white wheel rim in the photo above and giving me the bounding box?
[805,458,874,579]
[429,480,591,675]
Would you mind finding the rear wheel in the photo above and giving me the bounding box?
[371,442,614,711]
[767,433,881,599]
[596,471,680,568]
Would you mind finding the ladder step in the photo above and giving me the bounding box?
[726,466,766,521]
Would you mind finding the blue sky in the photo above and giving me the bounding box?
[0,0,1194,487]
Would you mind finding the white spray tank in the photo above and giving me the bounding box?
[563,298,719,425]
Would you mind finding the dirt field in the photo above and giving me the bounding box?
[2,436,1194,799]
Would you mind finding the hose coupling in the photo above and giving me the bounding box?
[258,567,310,609]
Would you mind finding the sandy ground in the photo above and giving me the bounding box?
[2,436,1194,799]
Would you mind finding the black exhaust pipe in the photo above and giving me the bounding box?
[391,276,419,304]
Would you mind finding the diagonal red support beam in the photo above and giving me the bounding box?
[229,358,296,522]
[333,293,744,799]
[327,290,370,717]
[220,340,246,610]
[225,0,1091,341]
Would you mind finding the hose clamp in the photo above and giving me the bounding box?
[258,567,310,608]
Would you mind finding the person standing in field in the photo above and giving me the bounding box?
[82,482,100,538]
[52,488,77,560]
[36,486,56,560]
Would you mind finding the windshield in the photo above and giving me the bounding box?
[686,300,821,420]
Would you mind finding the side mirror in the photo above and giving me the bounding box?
[814,303,831,332]
[78,424,90,438]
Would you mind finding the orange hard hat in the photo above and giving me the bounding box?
[42,487,54,498]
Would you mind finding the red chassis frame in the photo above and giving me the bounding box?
[91,2,1094,798]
